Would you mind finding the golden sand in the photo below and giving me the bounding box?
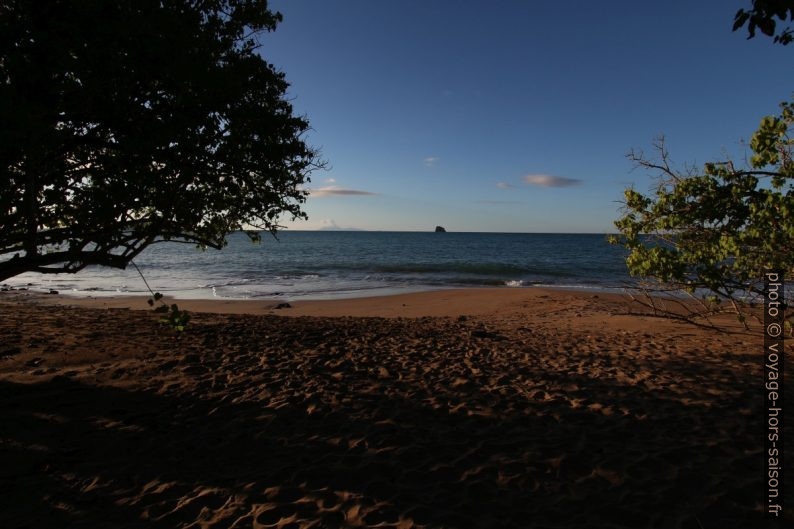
[0,288,789,528]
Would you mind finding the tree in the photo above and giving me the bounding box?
[610,1,794,327]
[0,0,321,282]
[610,107,793,324]
[734,0,794,45]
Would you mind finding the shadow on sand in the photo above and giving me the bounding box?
[0,357,771,529]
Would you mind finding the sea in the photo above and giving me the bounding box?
[3,232,635,300]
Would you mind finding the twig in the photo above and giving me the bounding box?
[130,260,157,298]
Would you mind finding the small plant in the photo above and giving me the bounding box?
[147,292,191,331]
[132,261,191,331]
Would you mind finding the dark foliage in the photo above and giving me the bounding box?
[0,0,321,281]
[734,0,794,45]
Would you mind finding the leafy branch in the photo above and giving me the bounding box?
[131,261,191,331]
[610,100,793,332]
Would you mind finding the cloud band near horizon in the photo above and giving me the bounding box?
[523,174,582,188]
[309,186,378,197]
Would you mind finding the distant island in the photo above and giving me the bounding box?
[435,226,446,232]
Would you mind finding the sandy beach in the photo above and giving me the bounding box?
[0,287,790,528]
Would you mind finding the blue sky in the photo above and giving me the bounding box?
[263,0,794,232]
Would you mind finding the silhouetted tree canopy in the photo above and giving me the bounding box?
[734,0,794,45]
[0,0,321,281]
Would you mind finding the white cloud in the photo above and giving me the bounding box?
[495,182,514,189]
[323,177,336,184]
[523,174,582,188]
[309,186,378,197]
[423,156,439,167]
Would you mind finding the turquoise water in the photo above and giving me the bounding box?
[4,231,633,300]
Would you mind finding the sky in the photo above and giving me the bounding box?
[261,0,794,233]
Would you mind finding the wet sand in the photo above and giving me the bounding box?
[0,288,790,528]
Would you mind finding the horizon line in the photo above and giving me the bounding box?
[258,229,620,235]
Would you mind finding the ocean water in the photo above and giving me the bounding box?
[3,232,633,300]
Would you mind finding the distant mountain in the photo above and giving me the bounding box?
[318,226,366,231]
[315,219,366,231]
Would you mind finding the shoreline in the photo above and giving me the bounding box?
[5,284,634,316]
[0,280,630,303]
[1,284,755,335]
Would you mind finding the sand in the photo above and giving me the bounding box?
[0,287,790,528]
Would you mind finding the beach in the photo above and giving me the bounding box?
[5,0,792,527]
[0,288,789,528]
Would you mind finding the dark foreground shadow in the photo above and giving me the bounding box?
[0,360,782,529]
